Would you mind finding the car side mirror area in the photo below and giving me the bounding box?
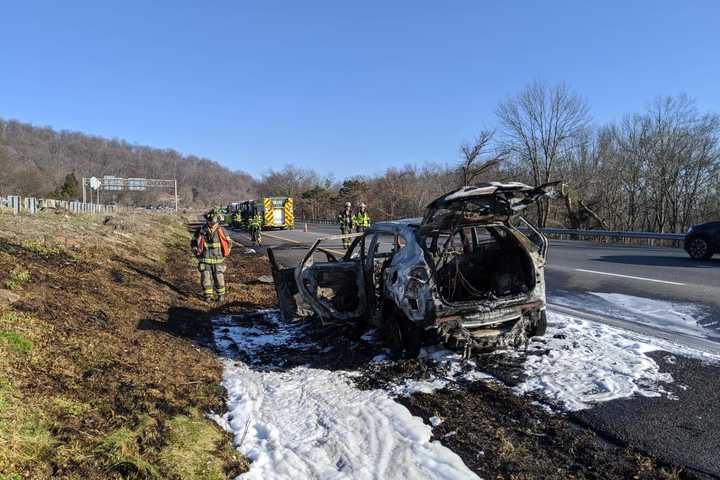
[325,252,338,262]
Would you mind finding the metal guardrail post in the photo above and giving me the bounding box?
[8,196,20,215]
[27,198,37,215]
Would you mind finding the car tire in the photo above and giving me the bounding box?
[529,310,547,337]
[399,314,422,359]
[383,308,421,359]
[384,313,404,358]
[687,237,712,260]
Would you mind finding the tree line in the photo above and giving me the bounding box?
[0,119,256,207]
[257,84,720,233]
[2,83,719,233]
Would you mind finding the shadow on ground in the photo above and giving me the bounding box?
[114,255,192,297]
[596,254,720,268]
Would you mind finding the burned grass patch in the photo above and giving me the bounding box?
[0,211,259,479]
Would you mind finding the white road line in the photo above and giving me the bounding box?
[574,268,686,286]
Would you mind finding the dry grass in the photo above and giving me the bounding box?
[159,409,247,479]
[0,210,255,479]
[4,268,30,290]
[628,451,684,480]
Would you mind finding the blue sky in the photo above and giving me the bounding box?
[1,1,718,178]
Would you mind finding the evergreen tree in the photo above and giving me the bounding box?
[54,173,80,200]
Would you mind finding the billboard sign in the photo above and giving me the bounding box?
[128,178,147,191]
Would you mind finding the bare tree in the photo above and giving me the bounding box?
[496,81,590,226]
[457,130,504,186]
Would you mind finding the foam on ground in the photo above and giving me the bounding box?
[514,311,679,410]
[212,312,479,480]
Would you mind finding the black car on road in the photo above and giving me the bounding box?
[684,221,720,259]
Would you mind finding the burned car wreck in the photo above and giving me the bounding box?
[269,182,557,358]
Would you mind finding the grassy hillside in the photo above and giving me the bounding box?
[0,211,255,479]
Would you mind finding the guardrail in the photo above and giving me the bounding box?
[0,195,119,216]
[302,218,336,225]
[537,227,685,241]
[533,227,685,247]
[300,217,686,247]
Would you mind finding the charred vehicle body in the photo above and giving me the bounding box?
[269,182,557,357]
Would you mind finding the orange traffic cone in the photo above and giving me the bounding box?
[304,223,308,232]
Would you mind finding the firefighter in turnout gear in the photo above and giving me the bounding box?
[337,201,354,248]
[231,211,242,229]
[191,209,231,302]
[353,202,370,233]
[249,213,263,246]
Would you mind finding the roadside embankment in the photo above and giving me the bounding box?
[0,211,254,479]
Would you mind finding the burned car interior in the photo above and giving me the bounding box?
[428,226,536,304]
[269,182,557,358]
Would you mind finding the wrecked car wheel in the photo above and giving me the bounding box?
[385,315,404,358]
[383,308,421,359]
[528,310,547,337]
[402,317,422,359]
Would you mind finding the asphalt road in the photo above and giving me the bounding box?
[573,351,720,479]
[228,222,720,478]
[545,239,720,323]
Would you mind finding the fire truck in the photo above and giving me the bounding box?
[235,197,294,230]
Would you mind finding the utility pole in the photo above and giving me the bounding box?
[174,179,178,212]
[82,177,87,204]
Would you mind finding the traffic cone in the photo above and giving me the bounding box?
[304,223,308,232]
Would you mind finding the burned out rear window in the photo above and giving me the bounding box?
[424,196,512,229]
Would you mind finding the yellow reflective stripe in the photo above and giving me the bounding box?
[217,287,226,294]
[200,258,225,264]
[284,198,294,227]
[205,242,221,248]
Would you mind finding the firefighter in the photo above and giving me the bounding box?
[353,202,370,233]
[191,209,231,302]
[231,211,242,229]
[337,201,354,248]
[249,212,263,246]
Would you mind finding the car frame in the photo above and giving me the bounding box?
[270,182,558,358]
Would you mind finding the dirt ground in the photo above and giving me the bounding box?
[0,211,273,479]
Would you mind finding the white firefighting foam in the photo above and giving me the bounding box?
[211,311,479,480]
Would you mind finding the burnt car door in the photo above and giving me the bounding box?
[362,230,402,318]
[293,234,368,322]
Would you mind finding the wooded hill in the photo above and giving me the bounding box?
[0,118,256,207]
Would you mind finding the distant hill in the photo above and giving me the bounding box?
[0,118,256,207]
